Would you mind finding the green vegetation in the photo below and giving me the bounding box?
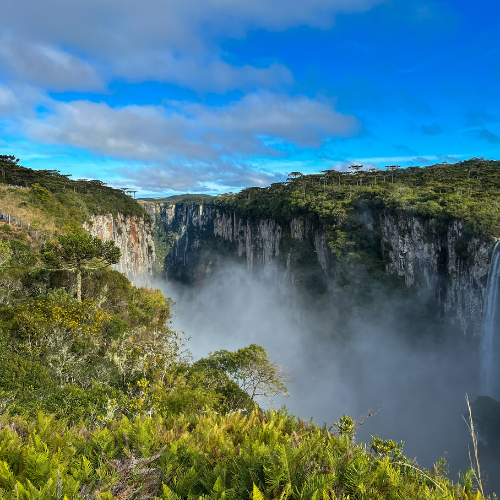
[151,212,179,275]
[214,159,500,298]
[41,229,121,301]
[0,226,263,423]
[0,155,148,224]
[0,410,482,500]
[141,199,214,278]
[0,157,490,498]
[216,158,500,237]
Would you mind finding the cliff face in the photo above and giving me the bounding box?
[142,202,214,282]
[213,211,282,273]
[155,202,494,335]
[379,213,490,335]
[84,213,155,282]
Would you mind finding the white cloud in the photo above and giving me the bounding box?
[0,0,382,188]
[0,84,44,117]
[0,40,103,91]
[113,53,293,92]
[3,0,385,53]
[24,92,359,158]
[22,92,359,189]
[120,163,284,191]
[1,0,385,91]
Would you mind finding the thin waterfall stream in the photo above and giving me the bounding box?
[481,240,500,398]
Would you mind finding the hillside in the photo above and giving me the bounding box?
[0,155,147,229]
[216,158,500,245]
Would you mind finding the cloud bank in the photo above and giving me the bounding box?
[22,92,359,189]
[1,0,384,91]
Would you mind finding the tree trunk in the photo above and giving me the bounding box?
[77,267,82,302]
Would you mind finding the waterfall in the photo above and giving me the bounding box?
[480,240,500,398]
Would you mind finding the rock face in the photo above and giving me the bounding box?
[378,212,490,335]
[213,211,282,273]
[143,202,214,282]
[155,202,495,335]
[84,213,155,282]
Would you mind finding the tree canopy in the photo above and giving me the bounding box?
[41,229,121,301]
[201,343,292,402]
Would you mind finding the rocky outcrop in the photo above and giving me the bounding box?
[213,212,282,273]
[84,213,155,282]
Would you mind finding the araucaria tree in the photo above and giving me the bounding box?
[41,229,121,301]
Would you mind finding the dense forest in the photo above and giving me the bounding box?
[209,159,500,300]
[216,159,500,238]
[0,156,490,499]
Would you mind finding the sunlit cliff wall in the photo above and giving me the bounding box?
[84,213,155,282]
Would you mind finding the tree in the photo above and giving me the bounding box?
[201,343,292,403]
[41,229,121,301]
[368,167,379,186]
[386,165,400,184]
[349,164,364,186]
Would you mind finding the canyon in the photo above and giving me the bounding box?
[141,200,494,337]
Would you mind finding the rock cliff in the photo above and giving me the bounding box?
[141,201,214,282]
[153,201,494,335]
[84,213,155,282]
[379,213,490,335]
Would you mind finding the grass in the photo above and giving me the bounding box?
[0,185,59,234]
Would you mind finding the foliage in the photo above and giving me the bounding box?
[0,157,490,498]
[213,159,500,301]
[0,240,12,267]
[0,409,483,500]
[41,229,121,301]
[41,230,121,272]
[144,199,215,278]
[216,158,500,236]
[0,158,149,225]
[199,344,292,403]
[41,229,121,300]
[0,277,188,423]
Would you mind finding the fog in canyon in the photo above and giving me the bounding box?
[152,259,480,475]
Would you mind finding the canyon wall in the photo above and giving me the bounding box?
[84,213,155,282]
[141,202,214,282]
[379,213,490,335]
[153,201,494,335]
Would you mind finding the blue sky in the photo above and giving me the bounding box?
[0,0,499,195]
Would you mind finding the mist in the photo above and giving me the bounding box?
[153,260,479,472]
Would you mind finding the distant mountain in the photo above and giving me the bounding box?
[138,193,214,203]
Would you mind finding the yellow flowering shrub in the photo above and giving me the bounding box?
[25,298,111,339]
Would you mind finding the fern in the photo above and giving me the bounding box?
[0,409,485,500]
[22,449,51,487]
[0,460,16,490]
[297,474,336,500]
[162,484,182,500]
[253,483,265,500]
